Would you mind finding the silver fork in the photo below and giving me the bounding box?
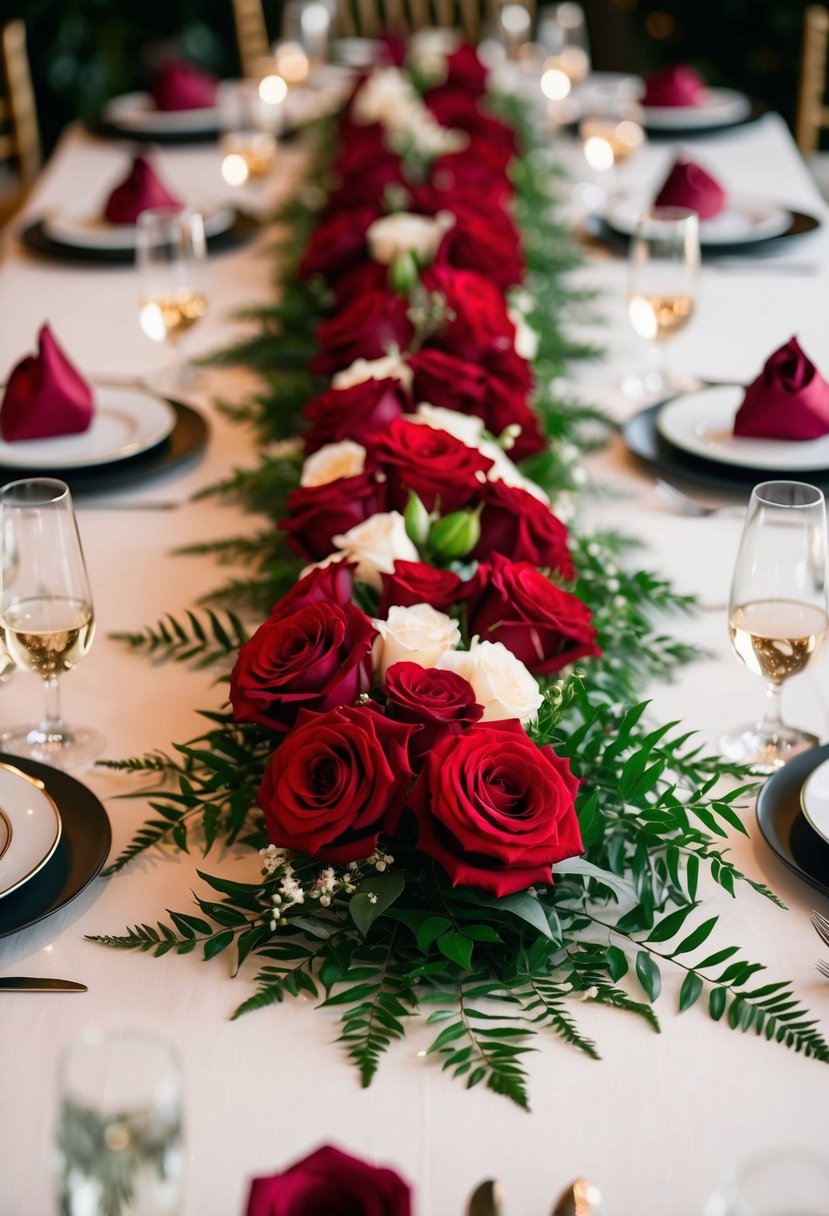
[654,479,746,519]
[810,909,829,947]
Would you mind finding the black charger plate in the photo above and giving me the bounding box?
[0,754,111,938]
[19,210,259,266]
[622,398,829,496]
[756,744,829,899]
[0,401,208,496]
[642,99,766,141]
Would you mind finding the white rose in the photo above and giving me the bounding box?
[332,511,419,589]
[300,440,366,487]
[438,639,543,724]
[408,28,458,80]
[351,67,416,127]
[401,110,468,158]
[332,352,413,391]
[508,306,539,361]
[372,604,461,679]
[367,211,453,267]
[412,403,486,448]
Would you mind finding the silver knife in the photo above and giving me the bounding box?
[0,976,87,992]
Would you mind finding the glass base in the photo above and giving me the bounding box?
[0,723,105,771]
[719,721,819,773]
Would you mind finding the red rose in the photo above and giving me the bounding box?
[434,205,524,291]
[428,153,514,207]
[443,44,489,97]
[468,553,601,675]
[482,375,547,460]
[331,260,390,307]
[269,559,356,617]
[280,472,386,562]
[474,480,575,577]
[411,179,510,221]
[421,266,515,365]
[299,205,375,283]
[302,378,410,455]
[258,706,414,861]
[246,1145,412,1216]
[379,560,469,614]
[382,661,483,763]
[310,291,414,377]
[326,124,406,210]
[409,719,583,895]
[408,348,487,413]
[230,602,375,732]
[425,93,517,160]
[368,416,492,513]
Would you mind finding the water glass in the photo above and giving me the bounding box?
[703,1148,829,1215]
[56,1029,184,1216]
[136,207,208,387]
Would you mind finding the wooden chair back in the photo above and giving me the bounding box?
[0,20,40,196]
[335,0,525,42]
[232,0,271,77]
[796,4,829,157]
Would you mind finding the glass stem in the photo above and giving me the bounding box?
[759,680,784,740]
[40,675,65,741]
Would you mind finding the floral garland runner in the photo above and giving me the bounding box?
[96,38,829,1107]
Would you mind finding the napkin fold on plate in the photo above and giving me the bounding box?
[642,64,705,108]
[150,58,218,112]
[103,154,183,225]
[654,158,727,219]
[733,337,829,441]
[1,325,95,442]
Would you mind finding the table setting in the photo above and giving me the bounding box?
[2,14,829,1216]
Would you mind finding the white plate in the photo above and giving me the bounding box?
[605,191,790,246]
[43,203,235,252]
[102,90,220,135]
[0,762,62,900]
[656,385,829,471]
[801,757,829,845]
[0,385,176,470]
[640,87,751,130]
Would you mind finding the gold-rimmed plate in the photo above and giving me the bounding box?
[0,761,62,900]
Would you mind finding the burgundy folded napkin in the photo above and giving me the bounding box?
[150,58,218,112]
[654,158,727,219]
[103,155,183,224]
[1,325,94,442]
[733,337,829,441]
[642,64,705,108]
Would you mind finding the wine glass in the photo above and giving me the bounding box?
[576,84,644,211]
[703,1148,829,1216]
[56,1029,184,1216]
[720,480,828,771]
[0,478,102,769]
[538,2,591,90]
[136,206,208,390]
[623,205,699,401]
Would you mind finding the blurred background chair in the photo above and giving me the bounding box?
[795,4,829,196]
[334,0,528,41]
[0,19,40,227]
[232,0,271,77]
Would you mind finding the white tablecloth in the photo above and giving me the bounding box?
[1,111,828,1216]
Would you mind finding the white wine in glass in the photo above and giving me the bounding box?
[624,206,699,401]
[0,478,103,769]
[136,206,208,388]
[720,480,828,771]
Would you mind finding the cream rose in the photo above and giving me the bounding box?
[300,440,366,488]
[331,512,419,589]
[332,352,413,391]
[408,28,458,80]
[372,604,461,679]
[412,403,486,448]
[438,639,543,724]
[508,306,540,361]
[367,212,454,267]
[351,67,417,129]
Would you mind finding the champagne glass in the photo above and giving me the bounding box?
[56,1029,184,1216]
[720,480,828,771]
[136,207,208,390]
[538,2,591,86]
[0,478,102,769]
[624,205,699,401]
[576,85,644,210]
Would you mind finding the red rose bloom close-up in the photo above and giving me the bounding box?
[381,660,484,762]
[229,602,375,732]
[298,204,377,284]
[409,719,583,895]
[474,480,575,578]
[302,378,410,455]
[279,472,386,562]
[268,559,356,618]
[421,265,515,365]
[258,706,414,862]
[310,291,414,377]
[468,553,601,675]
[378,560,469,614]
[367,415,492,513]
[434,205,524,291]
[245,1144,412,1216]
